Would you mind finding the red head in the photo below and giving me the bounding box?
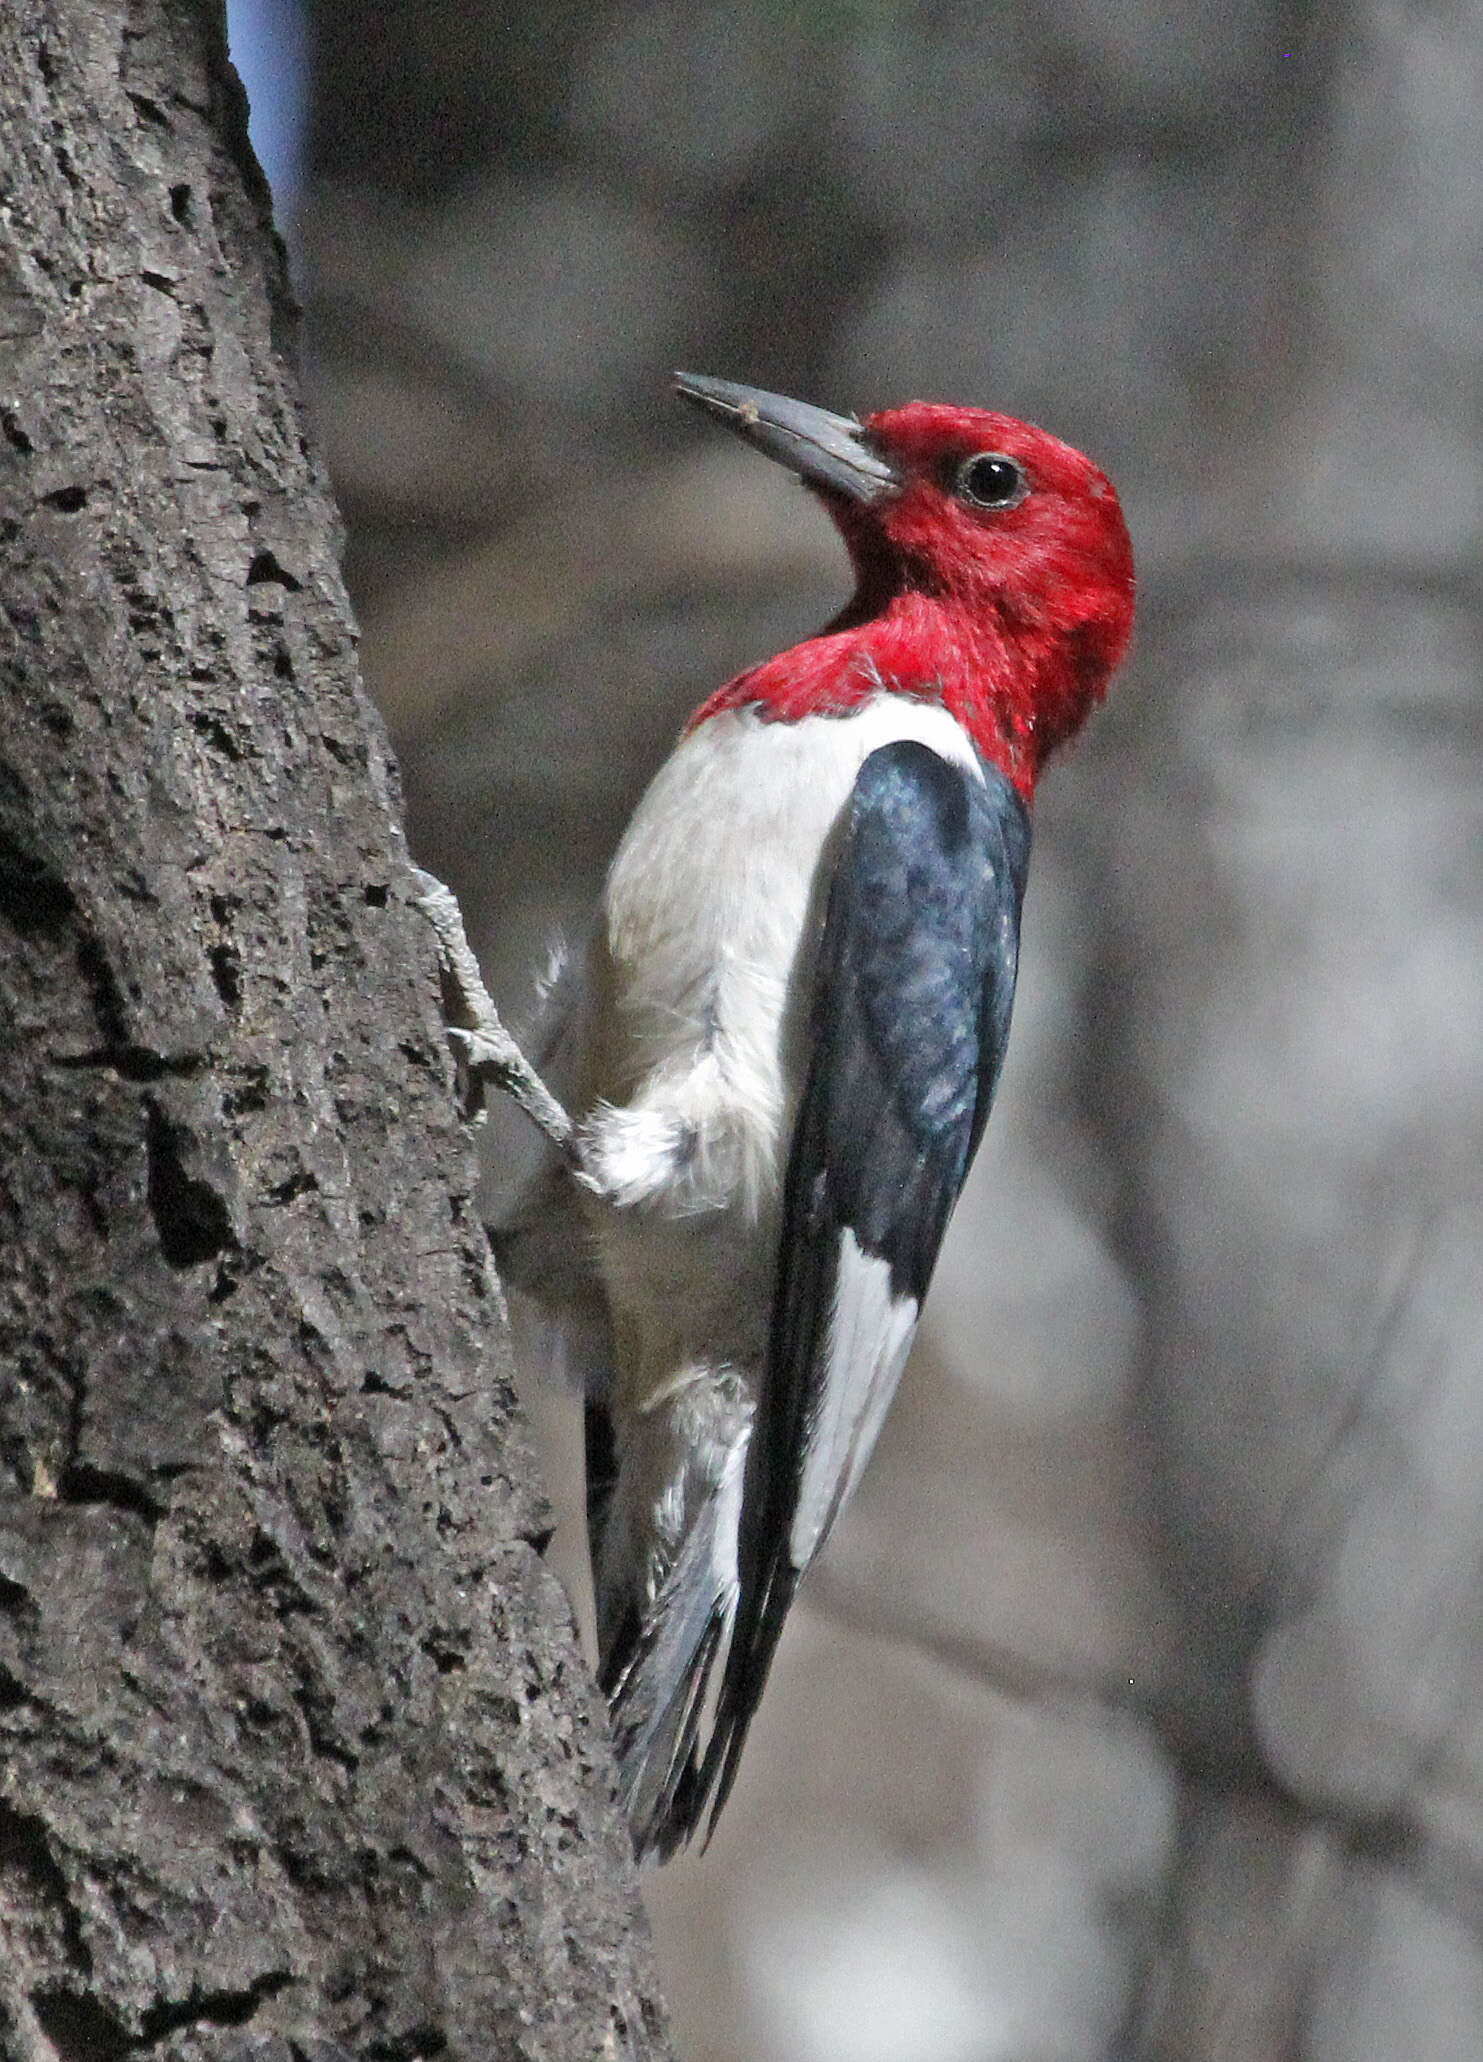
[675,377,1134,798]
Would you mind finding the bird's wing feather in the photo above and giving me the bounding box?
[698,737,1031,1837]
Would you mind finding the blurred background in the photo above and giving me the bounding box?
[228,2,1483,2055]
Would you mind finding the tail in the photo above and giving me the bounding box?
[691,1550,798,1849]
[591,1403,747,1862]
[603,1505,799,1860]
[603,1572,728,1862]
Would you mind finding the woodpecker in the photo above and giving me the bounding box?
[493,373,1135,1860]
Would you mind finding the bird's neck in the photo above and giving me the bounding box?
[688,588,1101,801]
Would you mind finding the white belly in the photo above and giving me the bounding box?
[580,696,980,1408]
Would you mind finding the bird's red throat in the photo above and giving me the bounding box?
[688,586,1118,803]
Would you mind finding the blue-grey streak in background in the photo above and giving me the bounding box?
[225,0,311,203]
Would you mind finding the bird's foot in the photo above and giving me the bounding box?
[411,867,577,1160]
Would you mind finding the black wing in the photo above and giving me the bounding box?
[695,737,1031,1841]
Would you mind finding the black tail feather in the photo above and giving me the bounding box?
[599,1504,738,1860]
[695,1557,798,1848]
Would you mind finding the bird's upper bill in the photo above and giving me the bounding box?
[674,371,899,504]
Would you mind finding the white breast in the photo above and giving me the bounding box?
[586,698,982,1235]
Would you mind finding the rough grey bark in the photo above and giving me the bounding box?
[0,7,668,2060]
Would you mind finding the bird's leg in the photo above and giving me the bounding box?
[411,867,578,1162]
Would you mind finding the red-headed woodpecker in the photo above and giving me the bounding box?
[494,374,1135,1860]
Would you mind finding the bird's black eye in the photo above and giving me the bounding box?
[956,453,1027,510]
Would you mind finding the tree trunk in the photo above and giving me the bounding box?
[0,6,667,2058]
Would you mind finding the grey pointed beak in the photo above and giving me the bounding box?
[673,372,898,504]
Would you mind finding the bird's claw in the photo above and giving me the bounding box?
[412,867,577,1158]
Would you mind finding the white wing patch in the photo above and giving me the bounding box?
[788,1229,919,1568]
